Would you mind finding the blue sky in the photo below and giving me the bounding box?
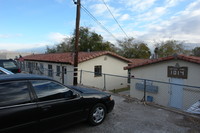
[0,0,200,52]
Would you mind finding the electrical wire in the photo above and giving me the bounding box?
[101,0,129,38]
[81,4,118,41]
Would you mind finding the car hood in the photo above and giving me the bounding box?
[67,85,107,95]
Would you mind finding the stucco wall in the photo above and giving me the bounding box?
[130,59,200,110]
[79,55,128,90]
[23,55,129,90]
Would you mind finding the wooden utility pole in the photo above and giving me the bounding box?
[73,0,80,86]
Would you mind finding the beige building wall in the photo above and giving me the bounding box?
[24,61,74,85]
[23,55,129,90]
[130,59,200,110]
[79,55,128,90]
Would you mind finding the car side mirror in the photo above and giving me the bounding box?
[71,91,79,98]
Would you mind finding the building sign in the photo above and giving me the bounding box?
[168,66,188,79]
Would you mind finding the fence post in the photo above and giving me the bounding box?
[143,80,146,102]
[103,74,106,90]
[79,70,82,85]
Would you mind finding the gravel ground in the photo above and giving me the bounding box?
[57,94,200,133]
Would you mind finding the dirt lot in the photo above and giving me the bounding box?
[58,94,200,133]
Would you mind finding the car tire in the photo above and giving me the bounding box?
[88,103,107,126]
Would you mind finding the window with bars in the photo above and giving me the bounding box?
[56,66,61,76]
[94,65,102,77]
[48,64,53,77]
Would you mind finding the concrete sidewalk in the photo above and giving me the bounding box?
[118,90,130,96]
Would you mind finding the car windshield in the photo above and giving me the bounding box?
[3,61,17,69]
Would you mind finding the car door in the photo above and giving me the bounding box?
[30,80,85,132]
[0,80,39,133]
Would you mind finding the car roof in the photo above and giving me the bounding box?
[0,59,15,61]
[0,74,52,82]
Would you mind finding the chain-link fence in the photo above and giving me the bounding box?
[79,70,129,91]
[131,77,200,111]
[21,67,74,86]
[79,70,200,112]
[21,66,200,112]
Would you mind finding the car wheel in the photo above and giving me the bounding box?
[88,103,106,126]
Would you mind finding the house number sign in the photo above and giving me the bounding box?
[167,66,188,79]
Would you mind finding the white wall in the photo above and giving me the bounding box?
[130,59,200,109]
[24,55,129,90]
[43,62,74,86]
[78,55,128,90]
[131,60,200,86]
[24,61,74,85]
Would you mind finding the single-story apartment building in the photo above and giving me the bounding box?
[21,51,131,90]
[124,54,200,110]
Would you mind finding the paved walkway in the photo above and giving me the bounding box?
[118,90,130,96]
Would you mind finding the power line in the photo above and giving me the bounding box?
[101,0,129,38]
[81,4,118,41]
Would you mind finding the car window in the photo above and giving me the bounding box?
[3,61,17,69]
[0,67,14,75]
[31,80,73,101]
[0,81,31,107]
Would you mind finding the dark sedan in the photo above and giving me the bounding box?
[0,59,21,73]
[0,74,114,133]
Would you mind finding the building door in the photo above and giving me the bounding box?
[62,66,67,85]
[170,78,183,109]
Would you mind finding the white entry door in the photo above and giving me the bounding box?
[170,78,183,109]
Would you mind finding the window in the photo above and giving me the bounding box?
[0,81,31,107]
[56,66,61,76]
[39,63,44,74]
[28,62,31,68]
[32,62,36,69]
[35,63,38,70]
[128,69,131,83]
[94,65,102,77]
[3,61,17,69]
[64,68,67,74]
[48,64,53,77]
[31,80,73,101]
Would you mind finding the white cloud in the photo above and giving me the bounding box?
[136,7,167,21]
[59,0,200,49]
[90,4,107,16]
[137,4,200,44]
[121,0,157,12]
[0,42,51,51]
[0,34,22,38]
[90,3,121,18]
[48,32,68,43]
[165,0,185,7]
[186,0,200,10]
[0,33,69,51]
[119,14,130,21]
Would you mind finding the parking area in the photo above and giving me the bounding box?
[58,94,200,133]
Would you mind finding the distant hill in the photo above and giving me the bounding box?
[16,46,46,53]
[0,51,32,59]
